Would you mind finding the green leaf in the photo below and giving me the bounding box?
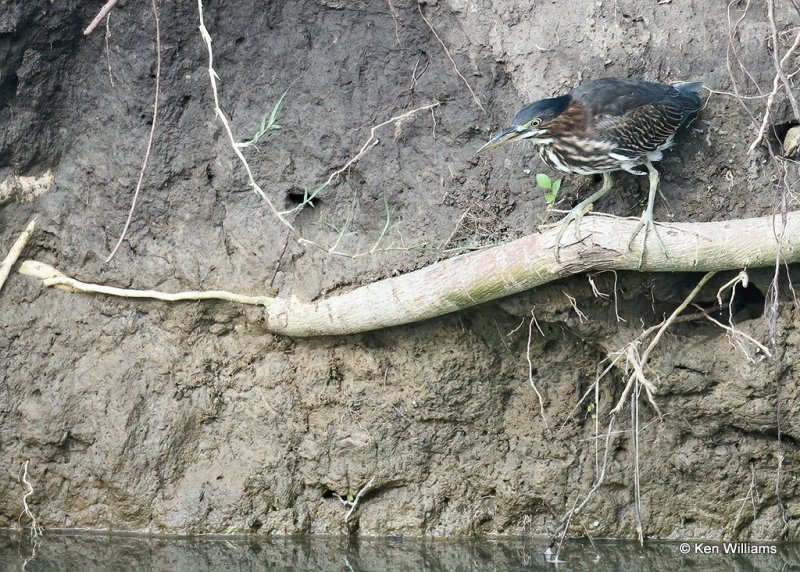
[551,178,561,194]
[535,173,552,189]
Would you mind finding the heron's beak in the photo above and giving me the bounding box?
[476,127,524,154]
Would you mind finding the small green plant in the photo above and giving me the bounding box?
[239,80,298,151]
[535,173,561,206]
[295,182,329,210]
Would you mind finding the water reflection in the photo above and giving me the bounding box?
[1,532,798,571]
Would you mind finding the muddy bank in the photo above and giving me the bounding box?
[0,0,798,539]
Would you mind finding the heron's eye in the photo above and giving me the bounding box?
[529,118,542,128]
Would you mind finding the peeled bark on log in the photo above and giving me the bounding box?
[19,212,800,336]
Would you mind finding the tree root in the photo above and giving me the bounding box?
[19,212,800,337]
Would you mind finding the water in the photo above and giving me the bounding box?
[1,532,798,571]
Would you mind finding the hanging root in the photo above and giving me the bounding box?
[19,461,42,539]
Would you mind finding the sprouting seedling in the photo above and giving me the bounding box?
[291,181,329,212]
[238,79,298,151]
[535,173,561,206]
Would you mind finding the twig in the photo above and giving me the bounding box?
[748,16,800,153]
[594,365,601,476]
[776,452,790,538]
[726,0,762,98]
[610,270,625,323]
[562,290,587,323]
[558,352,625,431]
[197,0,293,229]
[0,218,36,293]
[269,232,291,289]
[725,0,765,141]
[631,385,644,545]
[549,496,578,563]
[625,344,659,397]
[551,415,618,551]
[530,308,544,336]
[105,0,161,262]
[105,14,115,87]
[612,271,717,415]
[341,477,376,524]
[527,312,550,433]
[693,305,772,359]
[587,274,610,299]
[84,0,119,35]
[640,272,716,366]
[418,5,485,114]
[386,0,400,44]
[409,56,430,91]
[506,316,526,337]
[731,462,759,537]
[768,3,800,120]
[716,270,748,307]
[19,461,42,539]
[588,270,626,322]
[703,88,769,100]
[287,102,440,214]
[441,208,473,250]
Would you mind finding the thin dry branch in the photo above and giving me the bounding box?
[526,312,550,433]
[340,476,376,525]
[386,0,400,44]
[612,271,717,415]
[0,218,36,293]
[105,14,115,87]
[631,385,643,545]
[551,415,618,547]
[19,461,42,539]
[768,1,800,119]
[641,271,717,365]
[748,19,800,153]
[418,5,485,114]
[731,463,759,537]
[289,101,440,214]
[196,0,293,229]
[105,0,161,263]
[694,305,772,359]
[20,212,800,337]
[84,0,119,36]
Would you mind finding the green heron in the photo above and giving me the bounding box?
[479,77,703,264]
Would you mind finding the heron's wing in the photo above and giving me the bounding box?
[573,78,699,158]
[595,101,688,158]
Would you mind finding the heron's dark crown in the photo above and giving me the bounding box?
[511,95,572,128]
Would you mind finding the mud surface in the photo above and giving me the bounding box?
[1,0,799,539]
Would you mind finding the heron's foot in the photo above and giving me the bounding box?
[539,202,594,259]
[629,210,667,269]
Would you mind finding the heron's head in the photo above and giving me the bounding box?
[477,95,571,153]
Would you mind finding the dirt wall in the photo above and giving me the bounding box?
[0,0,798,539]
